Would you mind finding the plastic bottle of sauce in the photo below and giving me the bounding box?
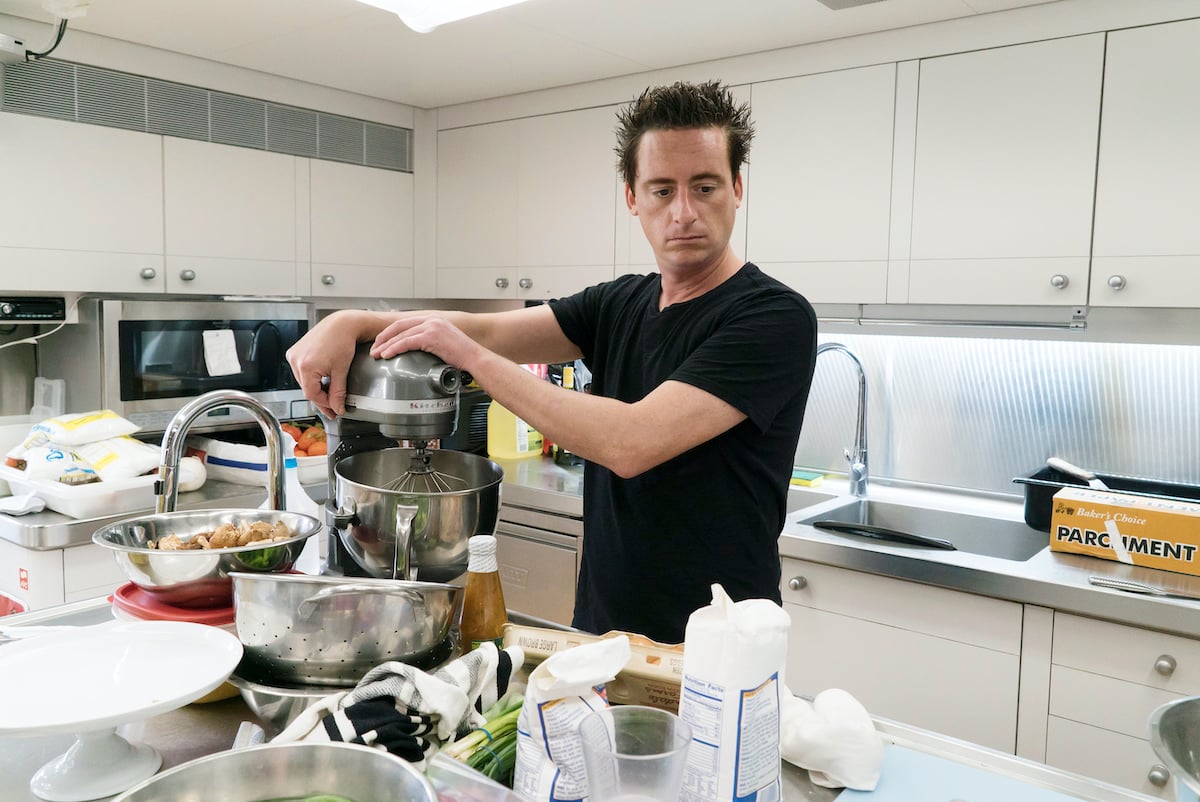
[459,535,508,650]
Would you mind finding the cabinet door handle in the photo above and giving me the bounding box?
[495,277,509,290]
[1049,274,1069,289]
[179,268,196,282]
[1147,764,1170,787]
[787,576,807,591]
[1107,274,1127,291]
[139,267,157,280]
[1154,654,1177,676]
[321,274,336,286]
[519,278,533,290]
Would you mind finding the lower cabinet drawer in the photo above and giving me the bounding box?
[494,525,577,626]
[784,601,1019,753]
[1054,612,1200,694]
[1046,715,1175,800]
[1050,664,1181,738]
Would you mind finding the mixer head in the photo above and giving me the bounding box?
[341,343,461,441]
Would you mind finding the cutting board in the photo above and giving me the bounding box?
[836,745,1082,802]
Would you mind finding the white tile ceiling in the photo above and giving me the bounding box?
[0,0,1060,108]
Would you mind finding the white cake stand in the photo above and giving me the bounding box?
[0,620,243,802]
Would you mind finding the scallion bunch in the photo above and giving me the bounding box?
[442,692,525,785]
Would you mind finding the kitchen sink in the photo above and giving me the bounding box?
[786,489,839,513]
[795,498,1049,561]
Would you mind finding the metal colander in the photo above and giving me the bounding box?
[230,572,462,686]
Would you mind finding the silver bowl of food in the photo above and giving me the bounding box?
[93,509,321,609]
[225,672,334,735]
[230,571,462,686]
[113,741,436,802]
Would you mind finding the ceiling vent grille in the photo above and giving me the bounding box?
[0,58,413,173]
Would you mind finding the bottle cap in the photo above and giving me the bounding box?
[467,535,498,572]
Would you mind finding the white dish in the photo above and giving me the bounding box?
[0,620,243,802]
[0,465,157,520]
[0,619,243,735]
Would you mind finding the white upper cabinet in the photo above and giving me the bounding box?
[163,138,298,295]
[0,113,165,293]
[309,159,415,298]
[906,34,1104,305]
[436,107,615,300]
[746,64,897,304]
[437,120,520,298]
[1091,19,1200,308]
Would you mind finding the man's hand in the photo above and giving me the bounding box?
[286,310,377,418]
[370,314,485,371]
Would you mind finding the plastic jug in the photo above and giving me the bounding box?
[487,401,543,460]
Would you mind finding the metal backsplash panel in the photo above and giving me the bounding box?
[796,334,1200,496]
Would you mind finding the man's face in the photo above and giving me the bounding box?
[626,127,743,275]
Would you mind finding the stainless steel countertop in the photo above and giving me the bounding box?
[0,454,585,551]
[780,479,1200,639]
[1,598,1155,802]
[494,463,1200,641]
[0,479,331,550]
[491,456,584,517]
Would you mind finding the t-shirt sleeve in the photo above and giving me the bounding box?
[670,292,817,433]
[548,276,643,362]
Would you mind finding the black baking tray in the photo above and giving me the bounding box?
[1013,467,1200,533]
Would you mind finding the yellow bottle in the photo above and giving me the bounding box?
[487,400,543,460]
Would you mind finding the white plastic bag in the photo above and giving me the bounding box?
[75,435,162,481]
[21,410,139,449]
[512,635,632,802]
[678,584,790,802]
[21,444,99,484]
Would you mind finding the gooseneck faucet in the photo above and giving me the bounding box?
[156,389,287,514]
[815,342,868,498]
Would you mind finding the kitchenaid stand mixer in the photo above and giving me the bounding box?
[322,343,503,580]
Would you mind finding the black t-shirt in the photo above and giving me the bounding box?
[548,263,818,643]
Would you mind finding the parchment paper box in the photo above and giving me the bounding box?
[501,623,684,711]
[1050,486,1200,576]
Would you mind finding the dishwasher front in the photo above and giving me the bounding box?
[494,502,582,627]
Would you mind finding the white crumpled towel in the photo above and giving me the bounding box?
[780,687,885,790]
[0,493,45,515]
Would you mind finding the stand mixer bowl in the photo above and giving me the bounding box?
[331,447,502,581]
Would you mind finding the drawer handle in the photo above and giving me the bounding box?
[787,576,807,591]
[1155,654,1177,676]
[139,267,157,280]
[1148,764,1170,787]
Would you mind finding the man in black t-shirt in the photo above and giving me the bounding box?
[288,81,818,644]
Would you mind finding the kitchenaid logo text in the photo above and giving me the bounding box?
[1054,525,1198,561]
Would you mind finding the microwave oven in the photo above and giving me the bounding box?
[38,299,313,434]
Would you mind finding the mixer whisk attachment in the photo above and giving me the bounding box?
[384,442,469,494]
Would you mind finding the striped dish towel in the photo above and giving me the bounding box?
[272,642,524,770]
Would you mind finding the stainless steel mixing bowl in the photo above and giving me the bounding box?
[1150,695,1200,802]
[225,672,333,735]
[112,741,436,802]
[93,509,321,608]
[331,447,502,581]
[230,571,463,686]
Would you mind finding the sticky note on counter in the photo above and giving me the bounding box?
[791,469,825,487]
[202,329,242,377]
